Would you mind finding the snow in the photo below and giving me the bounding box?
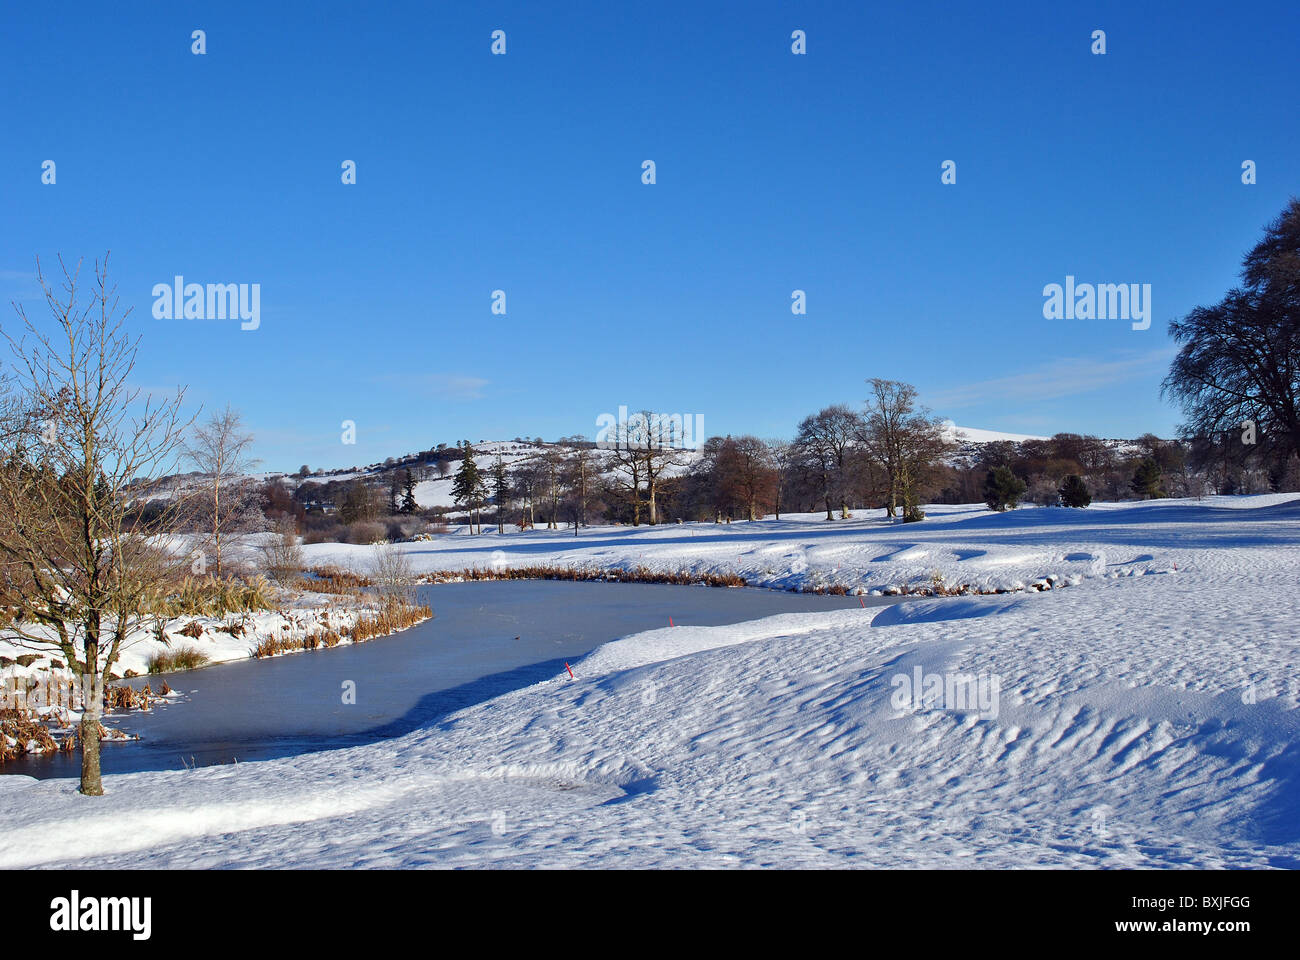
[2,494,1298,868]
[293,495,1300,598]
[0,594,408,682]
[942,422,1049,444]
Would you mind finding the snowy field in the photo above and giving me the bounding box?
[2,494,1298,868]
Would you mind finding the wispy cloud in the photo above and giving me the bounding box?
[371,373,489,401]
[0,268,43,300]
[927,349,1176,410]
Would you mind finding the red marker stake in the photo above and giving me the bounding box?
[859,596,865,608]
[565,662,574,679]
[669,617,674,627]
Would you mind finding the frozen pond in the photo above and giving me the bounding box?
[7,580,892,779]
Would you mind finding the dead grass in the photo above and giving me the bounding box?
[146,644,211,674]
[248,599,429,658]
[0,710,64,761]
[0,677,174,763]
[799,572,1070,597]
[104,683,162,711]
[297,566,374,596]
[146,574,275,618]
[419,564,748,589]
[346,600,434,644]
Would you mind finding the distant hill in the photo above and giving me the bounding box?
[942,422,1049,444]
[154,427,1156,510]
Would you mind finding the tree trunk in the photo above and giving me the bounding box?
[79,705,103,796]
[79,634,103,795]
[212,471,222,578]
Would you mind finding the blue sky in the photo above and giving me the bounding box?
[2,1,1297,472]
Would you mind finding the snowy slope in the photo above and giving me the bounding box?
[2,495,1297,868]
[942,422,1049,444]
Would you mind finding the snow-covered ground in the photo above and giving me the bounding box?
[2,495,1298,868]
[1,598,380,680]
[295,496,1286,598]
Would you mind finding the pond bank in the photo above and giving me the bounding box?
[4,580,897,780]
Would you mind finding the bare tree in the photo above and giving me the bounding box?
[610,412,686,526]
[607,444,646,525]
[859,379,953,522]
[0,255,193,795]
[732,435,774,520]
[795,405,861,519]
[766,439,794,520]
[511,455,542,530]
[185,404,261,577]
[368,541,416,607]
[641,447,683,526]
[1164,199,1300,467]
[537,446,565,529]
[560,436,594,534]
[693,435,742,522]
[258,516,303,582]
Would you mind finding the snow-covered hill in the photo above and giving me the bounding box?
[162,425,1145,508]
[942,422,1048,444]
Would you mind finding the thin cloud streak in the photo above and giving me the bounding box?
[926,349,1177,410]
[370,373,489,401]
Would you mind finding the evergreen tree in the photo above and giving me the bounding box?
[1058,474,1092,508]
[984,466,1026,511]
[451,441,485,533]
[400,468,418,514]
[490,455,509,534]
[388,470,401,515]
[1130,458,1164,499]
